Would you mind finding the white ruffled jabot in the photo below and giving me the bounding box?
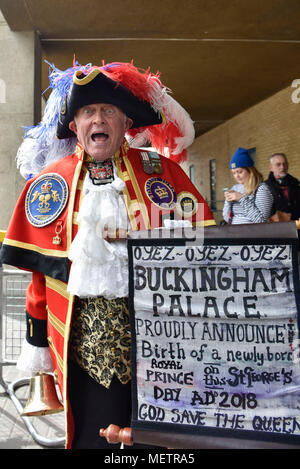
[67,166,130,299]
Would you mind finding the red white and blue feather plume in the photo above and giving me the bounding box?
[16,60,195,179]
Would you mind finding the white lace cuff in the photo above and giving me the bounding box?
[16,340,54,375]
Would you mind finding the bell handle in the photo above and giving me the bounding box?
[99,424,133,446]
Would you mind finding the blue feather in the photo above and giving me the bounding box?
[17,60,86,178]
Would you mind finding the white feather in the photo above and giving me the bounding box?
[148,78,195,153]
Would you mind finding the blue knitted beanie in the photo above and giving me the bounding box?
[229,147,254,169]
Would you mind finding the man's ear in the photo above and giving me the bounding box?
[125,117,133,132]
[69,120,77,135]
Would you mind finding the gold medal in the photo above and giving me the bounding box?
[52,221,63,245]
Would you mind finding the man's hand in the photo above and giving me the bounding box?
[102,228,128,241]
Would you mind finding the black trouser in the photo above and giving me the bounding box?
[67,360,158,449]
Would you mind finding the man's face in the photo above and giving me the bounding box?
[270,155,288,179]
[69,103,133,161]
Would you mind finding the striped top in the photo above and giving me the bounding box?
[222,182,274,225]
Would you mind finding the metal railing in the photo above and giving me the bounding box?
[1,269,29,364]
[0,265,65,447]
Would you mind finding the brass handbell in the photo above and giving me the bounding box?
[21,372,64,417]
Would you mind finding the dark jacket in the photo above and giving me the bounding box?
[265,172,300,220]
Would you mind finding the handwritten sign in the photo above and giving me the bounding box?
[128,233,300,446]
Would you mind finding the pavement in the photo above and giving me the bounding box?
[0,364,65,450]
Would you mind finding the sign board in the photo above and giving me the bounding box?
[128,225,300,446]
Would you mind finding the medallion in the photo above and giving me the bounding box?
[145,177,176,209]
[25,173,69,227]
[86,160,114,185]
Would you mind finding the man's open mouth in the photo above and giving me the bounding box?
[91,132,109,142]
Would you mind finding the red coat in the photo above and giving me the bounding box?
[0,142,215,447]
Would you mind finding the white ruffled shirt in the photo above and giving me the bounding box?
[67,164,129,299]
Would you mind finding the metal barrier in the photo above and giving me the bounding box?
[0,266,65,447]
[1,269,28,364]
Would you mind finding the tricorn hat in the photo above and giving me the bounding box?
[57,68,164,139]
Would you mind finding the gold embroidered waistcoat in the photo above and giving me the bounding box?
[69,296,131,388]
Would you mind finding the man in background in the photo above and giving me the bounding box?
[265,152,300,226]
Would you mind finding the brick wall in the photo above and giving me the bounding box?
[183,85,300,223]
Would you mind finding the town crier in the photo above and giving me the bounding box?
[0,60,215,448]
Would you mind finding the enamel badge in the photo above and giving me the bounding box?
[145,177,176,209]
[25,173,69,227]
[176,191,198,217]
[86,160,114,185]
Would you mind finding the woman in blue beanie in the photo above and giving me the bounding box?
[222,147,273,224]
